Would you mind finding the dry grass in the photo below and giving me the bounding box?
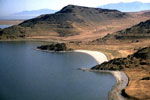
[1,12,150,42]
[68,39,150,60]
[58,15,150,41]
[3,12,146,42]
[124,68,150,100]
[0,20,24,25]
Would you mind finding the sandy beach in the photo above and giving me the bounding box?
[74,50,108,64]
[76,50,129,100]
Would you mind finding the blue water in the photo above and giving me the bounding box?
[0,41,116,100]
[0,24,13,29]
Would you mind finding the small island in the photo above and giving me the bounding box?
[37,42,72,52]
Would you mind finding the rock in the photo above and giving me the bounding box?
[37,43,72,52]
[141,77,150,80]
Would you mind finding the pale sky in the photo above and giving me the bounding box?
[0,0,150,16]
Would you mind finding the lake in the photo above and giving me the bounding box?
[0,25,13,29]
[0,41,116,100]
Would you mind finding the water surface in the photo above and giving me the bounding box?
[0,24,13,29]
[0,42,116,100]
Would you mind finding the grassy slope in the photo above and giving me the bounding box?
[1,5,150,41]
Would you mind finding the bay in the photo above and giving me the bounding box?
[0,41,116,100]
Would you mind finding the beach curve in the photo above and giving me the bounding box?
[74,50,108,64]
[76,50,129,100]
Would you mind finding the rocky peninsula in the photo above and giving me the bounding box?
[92,47,150,100]
[37,42,72,52]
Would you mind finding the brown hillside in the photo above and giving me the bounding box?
[0,5,150,41]
[91,18,150,44]
[92,47,150,100]
[92,47,150,70]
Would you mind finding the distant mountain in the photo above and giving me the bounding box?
[0,5,129,39]
[0,9,57,20]
[14,9,57,16]
[99,1,150,12]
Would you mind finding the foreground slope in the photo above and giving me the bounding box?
[114,19,150,39]
[92,47,150,99]
[92,47,150,70]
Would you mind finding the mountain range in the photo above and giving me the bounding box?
[0,9,57,20]
[0,5,129,39]
[99,1,150,12]
[0,5,150,41]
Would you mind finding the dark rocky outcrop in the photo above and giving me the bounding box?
[141,77,150,80]
[113,19,150,40]
[116,19,150,35]
[92,47,150,70]
[0,5,129,39]
[142,11,150,17]
[37,43,72,52]
[92,19,150,43]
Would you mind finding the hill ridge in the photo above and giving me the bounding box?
[0,5,129,39]
[99,1,150,12]
[91,19,150,43]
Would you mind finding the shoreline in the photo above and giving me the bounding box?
[4,41,129,100]
[108,71,128,100]
[79,68,128,100]
[75,50,129,100]
[36,48,129,100]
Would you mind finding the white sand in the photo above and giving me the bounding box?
[76,50,128,100]
[110,71,128,100]
[74,50,108,64]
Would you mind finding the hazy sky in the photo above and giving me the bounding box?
[0,0,150,16]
